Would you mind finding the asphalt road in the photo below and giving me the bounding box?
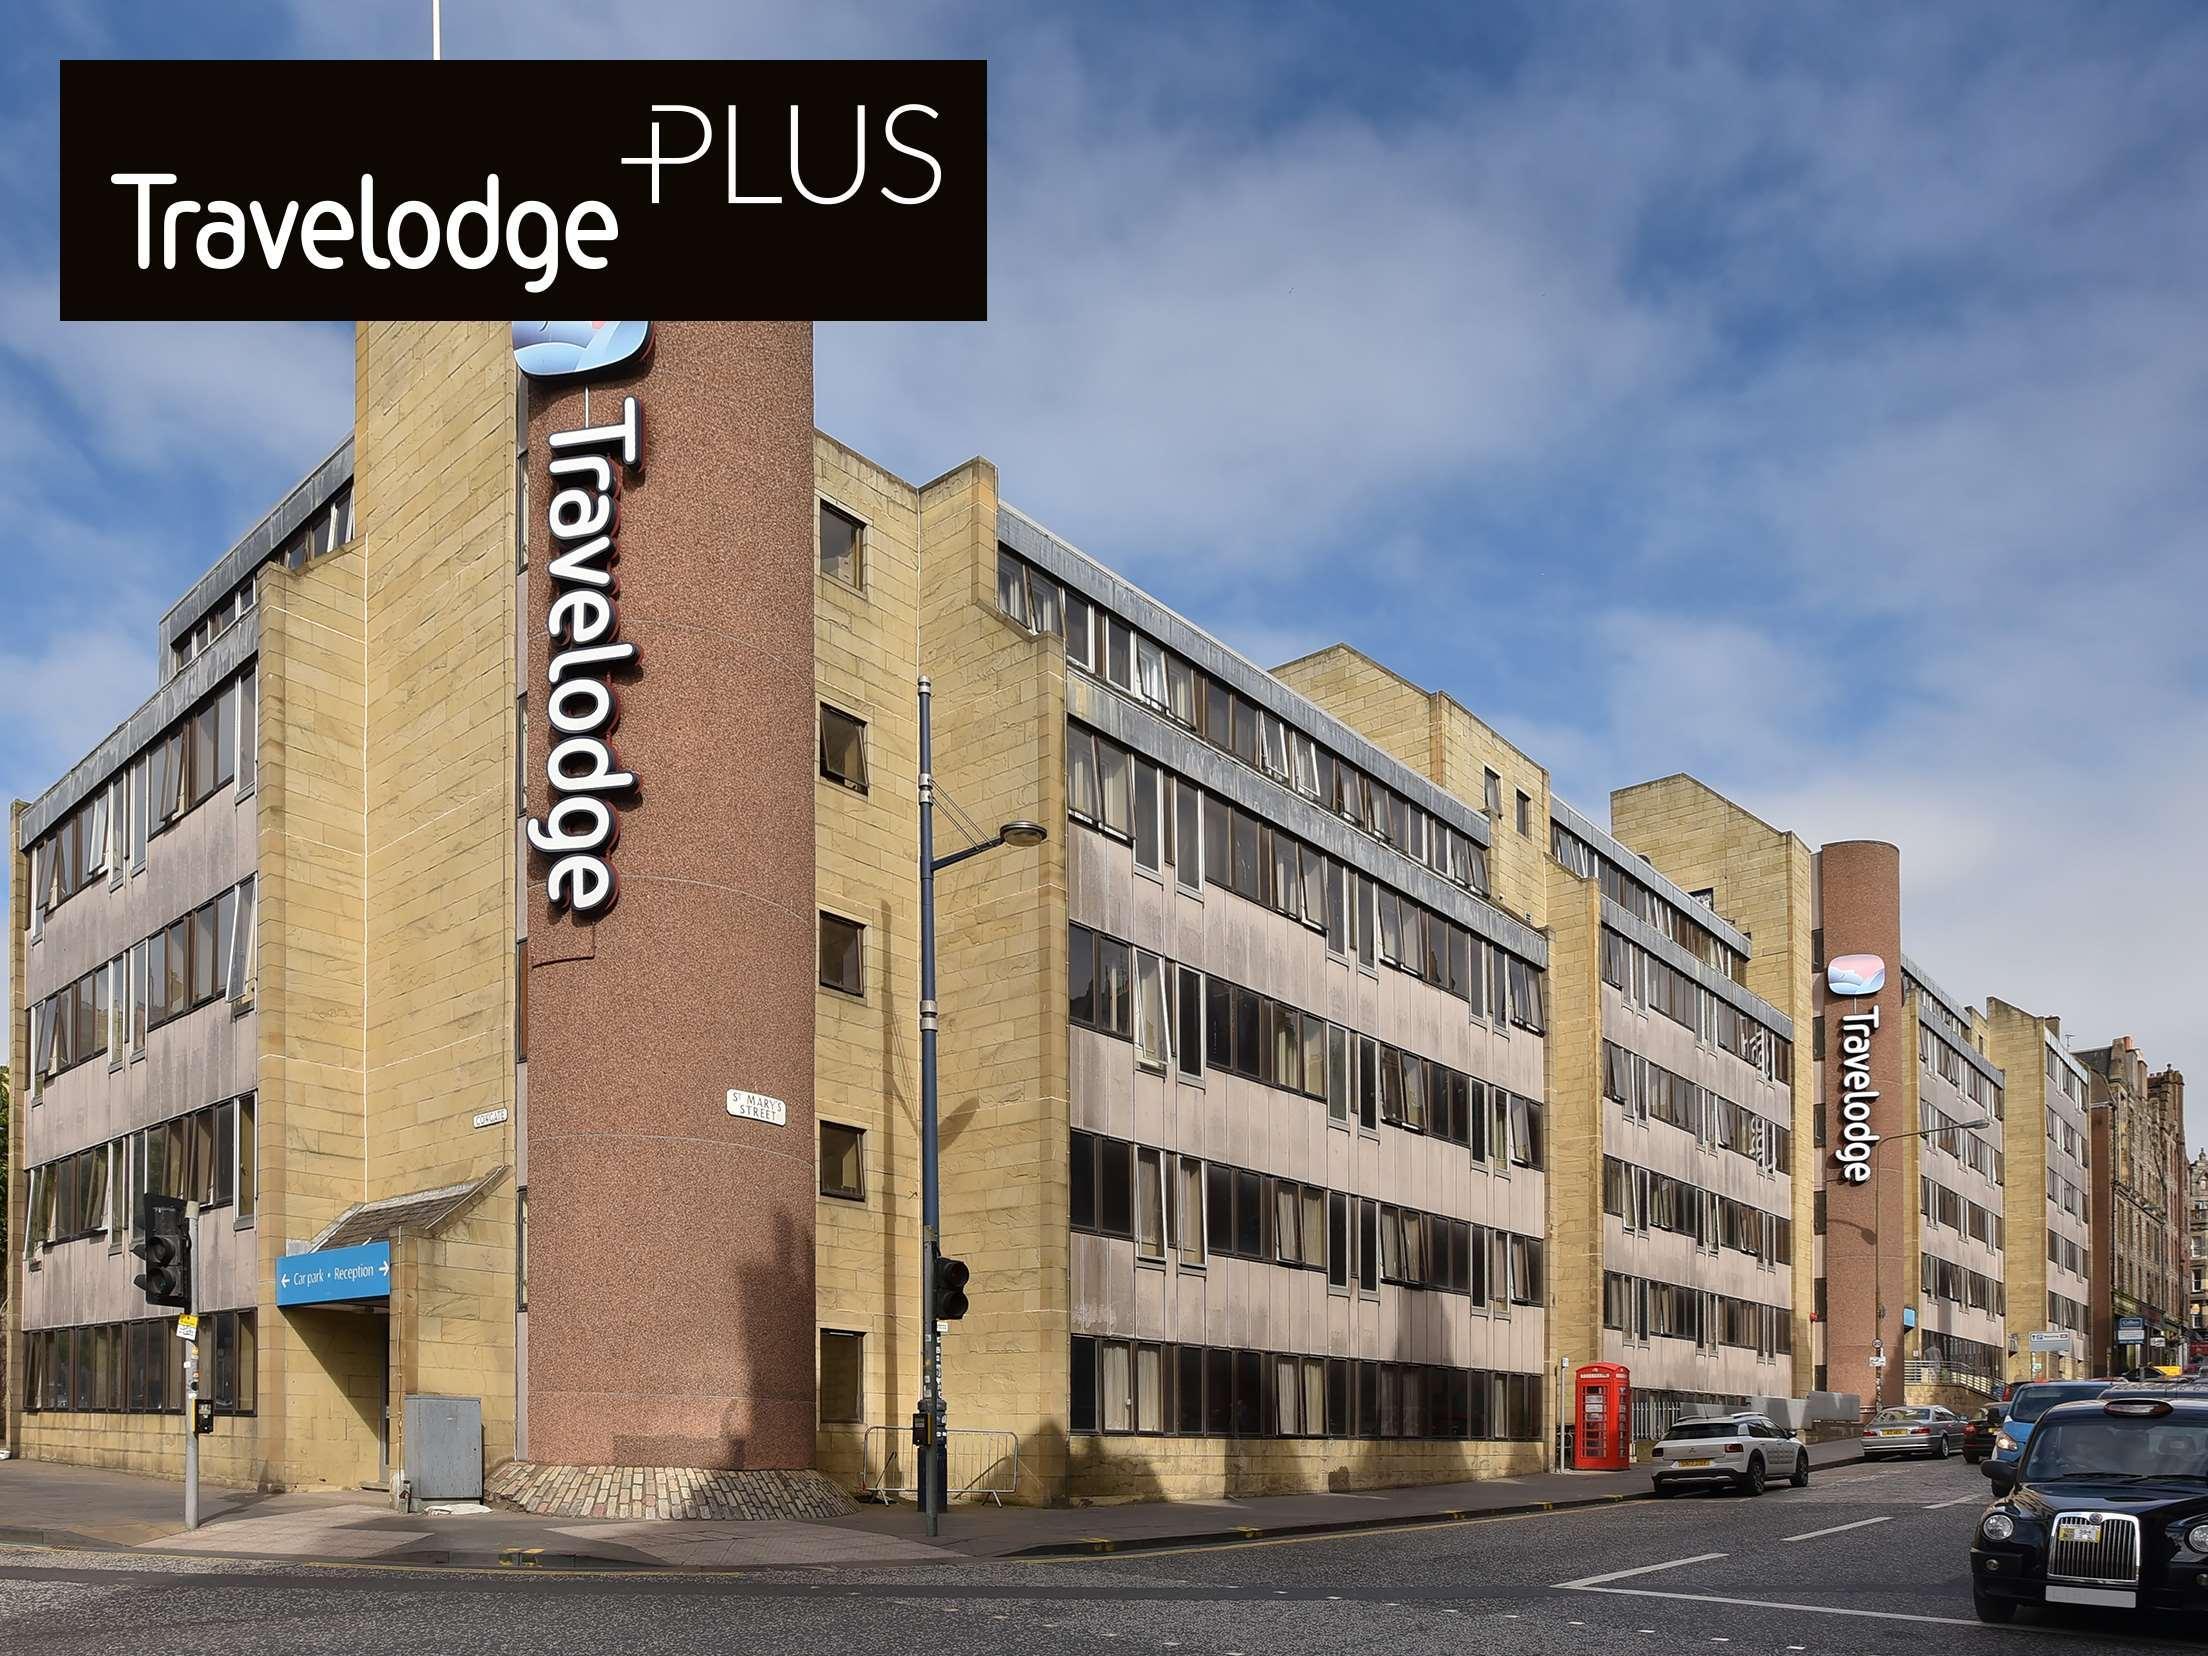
[5,1456,2205,1654]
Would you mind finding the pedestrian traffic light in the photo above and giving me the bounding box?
[933,1254,970,1321]
[132,1193,191,1309]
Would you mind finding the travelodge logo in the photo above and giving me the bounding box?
[512,320,653,381]
[1826,953,1886,997]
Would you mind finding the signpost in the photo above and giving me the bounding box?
[274,1241,393,1308]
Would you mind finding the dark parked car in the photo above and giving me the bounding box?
[1963,1404,2008,1464]
[1972,1388,2208,1623]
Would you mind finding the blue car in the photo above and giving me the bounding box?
[1994,1380,2112,1465]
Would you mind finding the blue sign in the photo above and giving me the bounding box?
[1901,1306,1917,1330]
[275,1241,391,1307]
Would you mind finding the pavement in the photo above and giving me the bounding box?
[0,1437,1868,1571]
[8,1454,2186,1656]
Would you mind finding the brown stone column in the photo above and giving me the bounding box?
[522,322,819,1468]
[1818,840,1905,1412]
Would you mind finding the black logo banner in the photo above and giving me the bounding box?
[60,59,987,320]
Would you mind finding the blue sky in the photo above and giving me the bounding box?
[6,2,2206,1138]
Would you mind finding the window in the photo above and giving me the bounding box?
[1137,1148,1167,1260]
[1070,1132,1135,1239]
[1134,951,1169,1070]
[1514,790,1531,836]
[819,1330,864,1423]
[820,1123,864,1200]
[819,912,865,997]
[1173,783,1201,892]
[819,500,864,587]
[1175,965,1203,1079]
[1483,769,1502,817]
[819,705,868,791]
[1133,760,1161,871]
[1171,1155,1206,1266]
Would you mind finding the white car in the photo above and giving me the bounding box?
[1650,1412,1809,1497]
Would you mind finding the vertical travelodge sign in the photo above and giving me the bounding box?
[1827,952,1886,1184]
[515,319,820,1470]
[515,322,649,915]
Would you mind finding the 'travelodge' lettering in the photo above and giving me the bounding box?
[1833,1003,1881,1183]
[526,395,644,916]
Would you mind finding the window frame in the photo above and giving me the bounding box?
[817,910,867,999]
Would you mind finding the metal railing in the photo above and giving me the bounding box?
[860,1427,1020,1505]
[1902,1359,2000,1398]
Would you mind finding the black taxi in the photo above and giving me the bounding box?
[1972,1387,2208,1623]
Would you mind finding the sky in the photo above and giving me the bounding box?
[4,2,2204,1140]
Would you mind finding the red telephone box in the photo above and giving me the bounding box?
[1573,1362,1632,1470]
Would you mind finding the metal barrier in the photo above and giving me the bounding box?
[860,1427,1020,1505]
[1901,1359,2000,1398]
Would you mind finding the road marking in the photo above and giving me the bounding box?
[1782,1517,1890,1543]
[1923,1494,1978,1510]
[1556,1552,1728,1588]
[1560,1586,1977,1627]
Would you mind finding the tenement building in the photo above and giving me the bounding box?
[1608,778,2008,1414]
[2077,1037,2186,1370]
[9,320,1552,1504]
[1983,999,2093,1379]
[2187,1151,2208,1353]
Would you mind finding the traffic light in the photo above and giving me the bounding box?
[132,1193,191,1309]
[933,1254,970,1321]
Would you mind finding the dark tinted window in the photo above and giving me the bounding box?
[2025,1413,2208,1482]
[2008,1383,2108,1424]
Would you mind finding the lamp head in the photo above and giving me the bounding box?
[999,820,1049,849]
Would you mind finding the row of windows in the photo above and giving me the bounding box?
[1067,724,1545,1030]
[1920,1176,2003,1251]
[1070,922,1546,1166]
[1069,1335,1545,1442]
[1920,1252,2008,1314]
[21,1313,257,1415]
[26,670,258,944]
[2046,1047,2086,1107]
[1601,1042,1791,1174]
[2045,1110,2088,1171]
[2047,1166,2088,1222]
[1919,1022,2003,1118]
[25,877,257,1095]
[22,1096,258,1257]
[1603,931,1790,1082]
[1919,1100,2003,1186]
[2047,1289,2087,1335]
[1601,1156,1794,1265]
[1068,1130,1547,1303]
[2047,1227,2088,1278]
[173,573,257,666]
[1005,548,1494,899]
[1602,1271,1794,1356]
[1554,821,1747,987]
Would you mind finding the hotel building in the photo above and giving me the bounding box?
[9,320,1553,1503]
[1260,657,1801,1436]
[1982,998,2093,1378]
[1608,779,2008,1412]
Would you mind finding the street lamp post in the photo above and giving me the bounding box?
[1866,1116,1990,1411]
[915,674,1047,1538]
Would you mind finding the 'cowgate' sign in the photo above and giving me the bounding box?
[524,359,644,918]
[1828,953,1886,1184]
